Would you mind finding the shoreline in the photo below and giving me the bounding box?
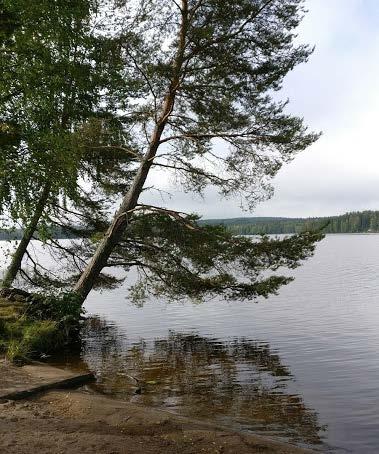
[0,359,316,453]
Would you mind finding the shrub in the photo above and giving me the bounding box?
[27,292,83,321]
[1,292,84,363]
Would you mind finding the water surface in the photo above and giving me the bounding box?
[4,234,379,452]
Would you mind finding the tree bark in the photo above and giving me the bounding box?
[73,1,189,301]
[1,182,51,288]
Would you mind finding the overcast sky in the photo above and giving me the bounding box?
[143,0,379,219]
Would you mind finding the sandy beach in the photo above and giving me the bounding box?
[0,360,315,454]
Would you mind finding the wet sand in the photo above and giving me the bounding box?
[0,361,315,453]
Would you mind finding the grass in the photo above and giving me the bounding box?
[0,297,23,340]
[0,294,81,364]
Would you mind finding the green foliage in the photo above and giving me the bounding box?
[0,293,83,363]
[5,321,62,363]
[5,340,26,363]
[110,212,323,302]
[1,1,323,303]
[0,0,135,288]
[26,292,84,322]
[104,0,319,207]
[0,0,99,221]
[71,0,323,301]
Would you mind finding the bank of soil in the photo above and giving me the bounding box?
[0,361,315,454]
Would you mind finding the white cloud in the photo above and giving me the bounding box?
[255,0,379,218]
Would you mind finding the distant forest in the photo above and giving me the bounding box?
[201,211,379,235]
[0,227,78,241]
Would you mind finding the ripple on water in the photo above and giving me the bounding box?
[3,235,379,452]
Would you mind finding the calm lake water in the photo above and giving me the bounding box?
[2,234,379,452]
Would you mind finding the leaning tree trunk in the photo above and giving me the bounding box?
[73,102,173,300]
[73,1,188,301]
[1,182,51,288]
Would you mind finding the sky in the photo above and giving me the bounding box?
[143,0,379,219]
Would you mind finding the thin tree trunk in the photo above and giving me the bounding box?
[1,182,51,288]
[73,1,189,301]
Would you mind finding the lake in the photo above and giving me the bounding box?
[2,234,379,452]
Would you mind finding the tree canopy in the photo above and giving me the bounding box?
[71,0,323,301]
[0,0,135,287]
[0,0,324,303]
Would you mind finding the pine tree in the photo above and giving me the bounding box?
[73,0,323,302]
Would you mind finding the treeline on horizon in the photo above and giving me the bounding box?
[3,210,379,240]
[201,211,379,235]
[0,226,78,241]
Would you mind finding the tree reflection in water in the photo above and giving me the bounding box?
[78,317,325,448]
